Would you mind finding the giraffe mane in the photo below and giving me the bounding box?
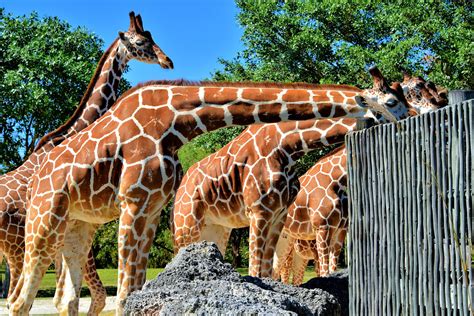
[117,79,363,101]
[33,38,120,152]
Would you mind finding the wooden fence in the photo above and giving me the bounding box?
[346,100,473,315]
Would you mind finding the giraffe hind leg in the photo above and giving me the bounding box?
[8,194,68,315]
[83,249,107,316]
[53,220,98,316]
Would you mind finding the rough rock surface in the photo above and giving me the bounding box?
[124,242,341,315]
[302,270,348,316]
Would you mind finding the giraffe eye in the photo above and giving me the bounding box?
[135,40,144,46]
[386,99,398,107]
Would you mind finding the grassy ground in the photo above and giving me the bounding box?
[2,266,319,297]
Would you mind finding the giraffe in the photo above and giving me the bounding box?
[171,73,414,275]
[274,75,449,285]
[172,118,357,256]
[171,67,410,271]
[7,66,411,315]
[0,11,172,315]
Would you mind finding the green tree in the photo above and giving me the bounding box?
[215,0,472,89]
[0,9,131,172]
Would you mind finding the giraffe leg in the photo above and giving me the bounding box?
[329,228,347,273]
[316,226,330,277]
[116,200,163,314]
[199,223,231,255]
[280,248,294,284]
[53,220,97,316]
[291,254,309,286]
[173,200,205,253]
[272,230,294,281]
[8,195,67,315]
[83,249,107,316]
[248,206,287,277]
[5,250,23,298]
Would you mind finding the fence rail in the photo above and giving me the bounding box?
[346,100,473,315]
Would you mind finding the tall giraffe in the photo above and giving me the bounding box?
[0,12,172,315]
[8,67,410,315]
[274,75,449,285]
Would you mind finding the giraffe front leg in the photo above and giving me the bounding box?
[83,249,107,316]
[53,220,98,316]
[280,248,294,284]
[291,254,309,286]
[329,227,347,273]
[5,249,23,298]
[172,200,205,254]
[8,196,67,315]
[316,226,330,277]
[272,229,294,281]
[116,199,163,314]
[249,206,287,278]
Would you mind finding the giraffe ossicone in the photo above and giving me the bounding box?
[0,11,172,316]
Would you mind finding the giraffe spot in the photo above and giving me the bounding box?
[333,105,349,118]
[113,94,140,120]
[241,88,280,102]
[117,120,142,144]
[195,107,226,130]
[160,133,184,154]
[170,87,200,110]
[204,87,238,104]
[141,88,169,107]
[120,165,143,191]
[101,84,112,98]
[174,114,201,138]
[282,89,310,102]
[287,103,316,120]
[123,134,157,164]
[314,103,334,118]
[109,58,121,73]
[226,102,255,125]
[258,103,283,123]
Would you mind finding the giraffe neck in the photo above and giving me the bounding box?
[65,39,128,134]
[18,39,129,178]
[277,119,357,164]
[144,84,376,154]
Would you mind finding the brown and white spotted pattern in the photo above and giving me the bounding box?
[0,12,172,316]
[275,77,449,285]
[172,118,357,275]
[8,66,410,315]
[172,67,410,278]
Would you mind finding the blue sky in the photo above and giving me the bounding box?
[2,0,244,85]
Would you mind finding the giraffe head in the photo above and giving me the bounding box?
[357,66,410,123]
[118,11,173,69]
[401,72,448,114]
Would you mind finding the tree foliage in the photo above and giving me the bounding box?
[0,9,131,172]
[215,0,473,89]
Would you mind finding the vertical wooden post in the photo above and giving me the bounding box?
[448,90,474,105]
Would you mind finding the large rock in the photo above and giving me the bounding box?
[302,270,348,316]
[124,242,340,315]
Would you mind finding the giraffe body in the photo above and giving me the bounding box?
[9,68,409,315]
[173,118,356,275]
[275,75,449,285]
[0,12,172,315]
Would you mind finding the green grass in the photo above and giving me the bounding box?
[1,266,319,297]
[35,268,165,290]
